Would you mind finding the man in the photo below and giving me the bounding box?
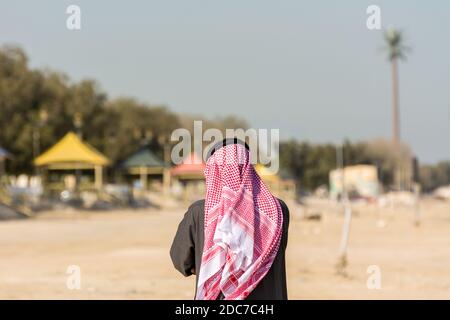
[170,138,289,300]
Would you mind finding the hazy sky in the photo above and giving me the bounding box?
[1,1,449,163]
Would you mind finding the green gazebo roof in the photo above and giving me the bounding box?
[122,147,165,169]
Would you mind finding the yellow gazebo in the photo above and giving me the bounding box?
[34,132,110,190]
[255,164,296,199]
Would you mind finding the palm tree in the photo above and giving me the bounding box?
[384,28,408,145]
[384,28,410,190]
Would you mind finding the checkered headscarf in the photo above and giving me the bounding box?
[195,142,283,300]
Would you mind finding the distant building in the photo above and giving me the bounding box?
[329,164,380,200]
[171,153,205,203]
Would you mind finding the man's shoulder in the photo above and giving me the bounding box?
[276,198,289,212]
[276,198,290,226]
[186,200,205,225]
[187,199,205,218]
[189,199,205,210]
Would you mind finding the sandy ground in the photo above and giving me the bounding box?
[0,198,449,300]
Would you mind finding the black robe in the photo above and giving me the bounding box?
[170,198,289,300]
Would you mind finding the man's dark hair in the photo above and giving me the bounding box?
[205,138,249,162]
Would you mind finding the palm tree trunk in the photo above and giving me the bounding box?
[391,58,400,145]
[391,58,402,190]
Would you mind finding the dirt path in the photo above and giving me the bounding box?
[0,199,449,299]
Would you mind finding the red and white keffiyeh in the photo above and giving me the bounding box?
[196,143,283,300]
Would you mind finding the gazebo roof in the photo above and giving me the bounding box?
[34,132,110,168]
[254,164,280,183]
[171,153,205,178]
[122,147,165,169]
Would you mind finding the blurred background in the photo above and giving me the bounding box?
[0,0,449,299]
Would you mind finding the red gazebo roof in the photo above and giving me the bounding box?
[171,153,205,178]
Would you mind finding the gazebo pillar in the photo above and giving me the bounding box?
[139,166,148,190]
[163,168,170,196]
[95,165,103,190]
